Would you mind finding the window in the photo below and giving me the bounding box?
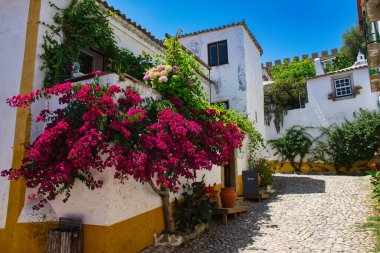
[333,76,352,98]
[208,40,228,66]
[368,20,380,43]
[78,49,104,74]
[79,51,94,74]
[212,100,229,109]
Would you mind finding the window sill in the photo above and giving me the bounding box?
[209,62,229,67]
[332,95,355,101]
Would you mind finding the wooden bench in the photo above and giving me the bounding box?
[244,189,269,202]
[213,206,248,225]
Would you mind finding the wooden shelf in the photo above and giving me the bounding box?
[213,206,249,225]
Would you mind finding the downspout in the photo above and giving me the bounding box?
[209,69,212,104]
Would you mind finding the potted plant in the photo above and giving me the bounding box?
[249,158,274,193]
[174,176,214,233]
[220,187,237,208]
[354,85,363,94]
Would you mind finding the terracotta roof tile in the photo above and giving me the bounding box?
[97,0,164,47]
[178,19,263,55]
[96,0,211,80]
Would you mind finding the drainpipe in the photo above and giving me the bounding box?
[209,69,212,104]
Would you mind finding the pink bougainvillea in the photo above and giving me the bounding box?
[2,76,244,207]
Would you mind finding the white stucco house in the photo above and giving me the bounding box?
[0,1,259,252]
[265,52,379,141]
[178,20,265,136]
[178,19,265,199]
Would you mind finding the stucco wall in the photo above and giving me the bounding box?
[179,26,265,176]
[179,27,249,114]
[2,0,219,229]
[0,0,30,228]
[21,72,223,226]
[265,67,378,143]
[242,29,265,136]
[107,14,163,56]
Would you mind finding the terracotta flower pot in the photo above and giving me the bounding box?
[258,175,262,187]
[220,187,237,208]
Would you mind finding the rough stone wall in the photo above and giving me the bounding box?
[361,0,380,91]
[264,49,339,69]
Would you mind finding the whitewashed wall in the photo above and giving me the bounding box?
[12,0,217,225]
[265,67,379,142]
[179,26,264,135]
[242,30,266,136]
[179,26,265,177]
[20,74,222,225]
[179,27,246,113]
[107,14,163,56]
[0,0,30,228]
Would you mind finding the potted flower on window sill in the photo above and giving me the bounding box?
[354,85,363,94]
[327,92,333,100]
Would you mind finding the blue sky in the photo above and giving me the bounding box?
[106,0,359,63]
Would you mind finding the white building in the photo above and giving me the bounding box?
[178,20,265,135]
[265,53,379,141]
[0,1,254,253]
[178,20,265,202]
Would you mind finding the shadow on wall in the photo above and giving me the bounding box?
[274,175,325,195]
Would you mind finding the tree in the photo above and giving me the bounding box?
[265,59,316,132]
[325,26,366,72]
[341,26,366,64]
[269,126,313,172]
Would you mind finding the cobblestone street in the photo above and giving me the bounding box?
[173,174,375,253]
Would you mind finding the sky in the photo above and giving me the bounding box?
[105,0,359,63]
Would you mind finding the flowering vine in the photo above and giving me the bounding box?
[3,38,261,233]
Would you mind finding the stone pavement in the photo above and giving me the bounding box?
[171,174,375,253]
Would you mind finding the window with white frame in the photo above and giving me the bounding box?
[333,76,352,97]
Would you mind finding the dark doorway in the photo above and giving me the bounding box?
[223,153,236,189]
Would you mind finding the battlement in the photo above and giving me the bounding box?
[263,48,339,69]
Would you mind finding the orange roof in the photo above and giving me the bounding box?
[96,0,211,78]
[178,19,263,55]
[97,0,163,47]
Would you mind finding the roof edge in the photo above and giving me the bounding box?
[178,19,263,55]
[307,64,368,80]
[97,1,211,74]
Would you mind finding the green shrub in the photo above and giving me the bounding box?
[248,158,274,187]
[111,49,154,81]
[269,126,313,172]
[174,177,214,232]
[310,109,380,172]
[41,0,153,87]
[264,59,316,132]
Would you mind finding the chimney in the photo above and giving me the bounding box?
[314,58,325,76]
